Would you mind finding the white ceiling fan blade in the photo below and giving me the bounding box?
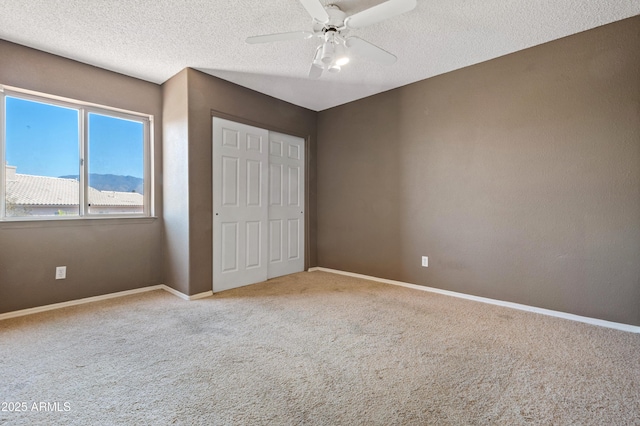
[346,37,397,65]
[345,0,417,29]
[246,31,313,44]
[309,63,323,79]
[299,0,329,23]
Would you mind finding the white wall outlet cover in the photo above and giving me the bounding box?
[55,266,67,280]
[422,256,428,267]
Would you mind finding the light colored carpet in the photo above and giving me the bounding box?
[1,271,639,425]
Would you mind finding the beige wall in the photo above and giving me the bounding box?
[317,17,640,325]
[162,68,317,295]
[162,69,191,295]
[0,40,163,314]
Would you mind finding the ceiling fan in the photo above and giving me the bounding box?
[246,0,417,79]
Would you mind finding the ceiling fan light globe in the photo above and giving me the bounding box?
[335,56,349,66]
[321,42,335,64]
[328,64,341,73]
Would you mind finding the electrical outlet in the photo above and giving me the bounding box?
[421,256,428,267]
[55,266,67,280]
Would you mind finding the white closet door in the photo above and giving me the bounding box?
[213,118,269,292]
[267,132,305,279]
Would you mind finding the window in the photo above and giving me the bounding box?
[1,87,151,220]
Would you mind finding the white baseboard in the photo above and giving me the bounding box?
[160,285,213,301]
[312,267,640,334]
[0,284,213,321]
[5,270,637,334]
[0,285,165,321]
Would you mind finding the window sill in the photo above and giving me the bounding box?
[0,216,158,229]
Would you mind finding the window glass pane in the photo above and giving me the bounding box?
[4,96,80,217]
[87,113,144,215]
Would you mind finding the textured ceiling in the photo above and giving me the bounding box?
[0,1,638,111]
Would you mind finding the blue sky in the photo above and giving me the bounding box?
[5,96,143,178]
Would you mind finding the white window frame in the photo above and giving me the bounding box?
[0,85,153,221]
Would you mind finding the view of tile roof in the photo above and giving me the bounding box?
[6,173,143,206]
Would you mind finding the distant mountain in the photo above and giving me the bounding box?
[59,174,144,194]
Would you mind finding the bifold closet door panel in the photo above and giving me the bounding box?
[212,118,269,292]
[267,132,305,279]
